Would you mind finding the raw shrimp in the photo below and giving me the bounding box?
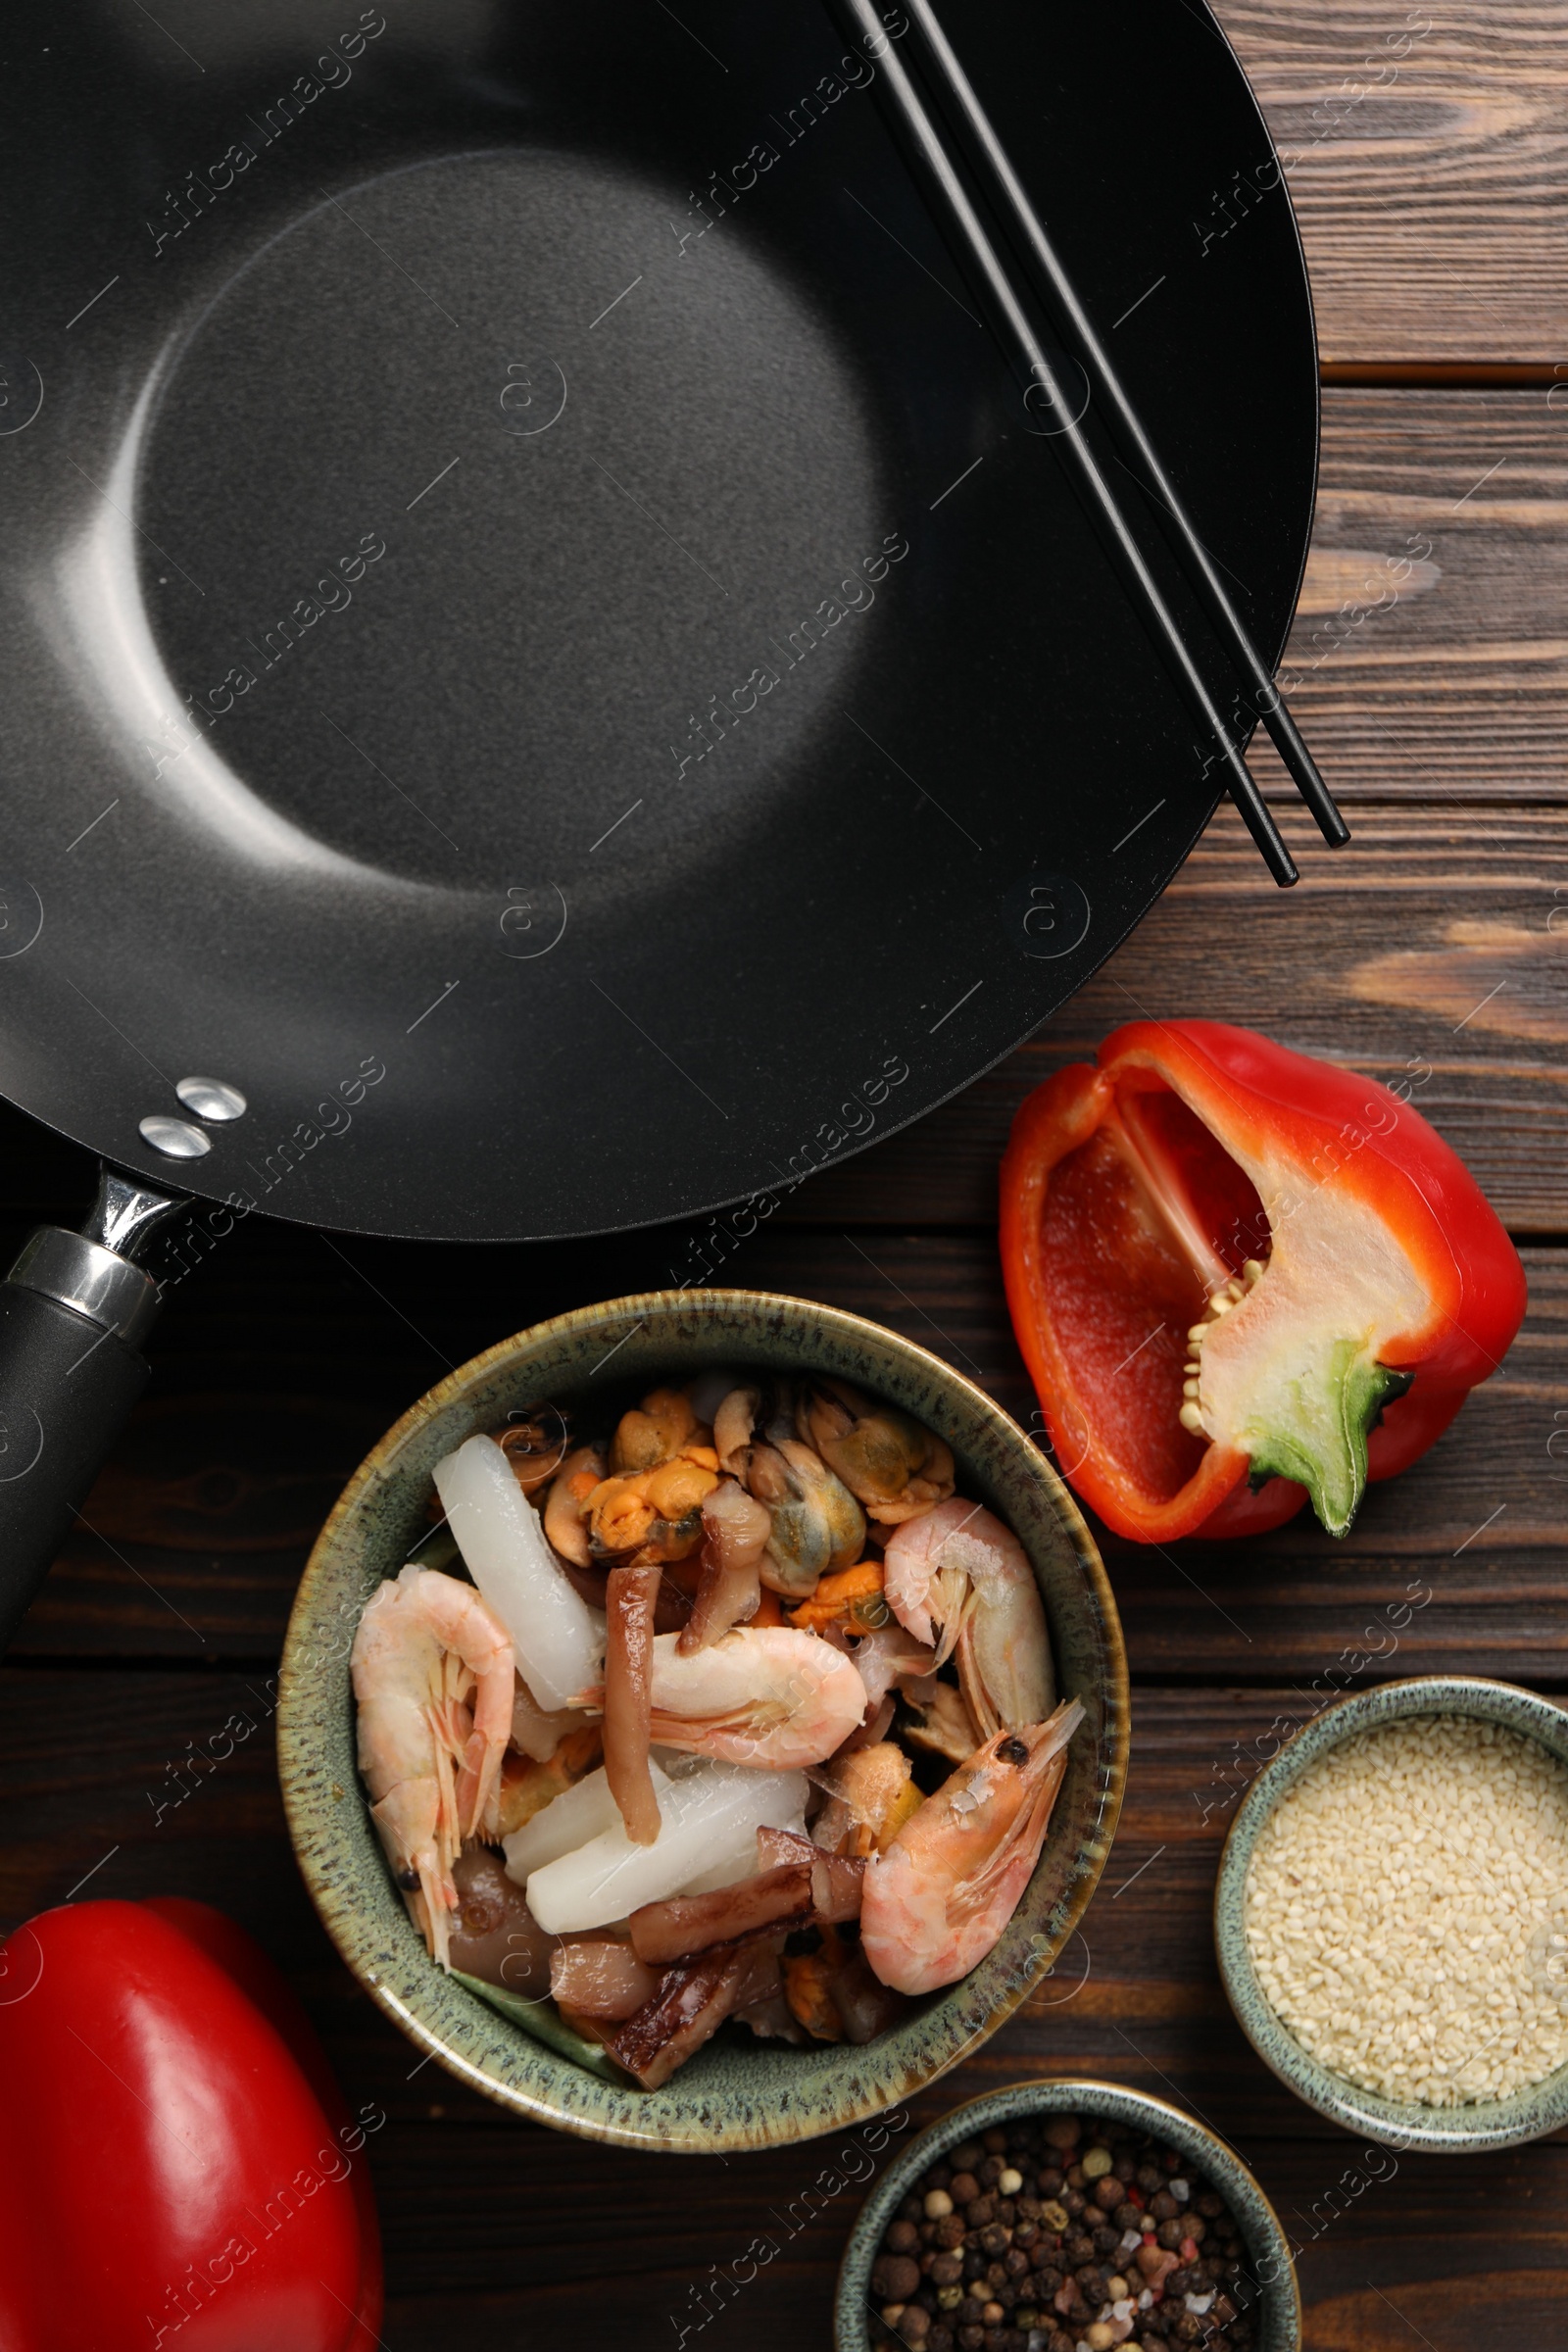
[883,1498,1054,1740]
[859,1700,1084,1994]
[578,1628,867,1771]
[350,1566,514,1968]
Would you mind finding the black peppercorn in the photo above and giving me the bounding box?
[878,2109,1260,2352]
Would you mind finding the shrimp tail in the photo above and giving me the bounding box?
[370,1778,459,1970]
[956,1624,1000,1744]
[418,1871,453,1972]
[459,1723,504,1840]
[645,1701,776,1753]
[929,1561,979,1672]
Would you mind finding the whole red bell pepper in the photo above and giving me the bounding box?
[1000,1019,1526,1543]
[0,1896,383,2352]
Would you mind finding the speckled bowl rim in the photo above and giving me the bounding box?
[834,2077,1301,2352]
[1215,1675,1568,2153]
[277,1288,1131,2153]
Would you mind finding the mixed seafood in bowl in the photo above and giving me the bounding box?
[278,1289,1127,2149]
[353,1369,1084,2088]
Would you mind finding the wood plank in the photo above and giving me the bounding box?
[0,14,1558,2336]
[1214,0,1568,362]
[1276,391,1568,805]
[792,800,1568,1232]
[792,385,1568,1227]
[10,1222,1565,1679]
[1,1674,1559,2347]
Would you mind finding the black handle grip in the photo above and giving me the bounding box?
[0,1282,149,1650]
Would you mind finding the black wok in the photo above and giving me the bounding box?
[0,0,1316,1640]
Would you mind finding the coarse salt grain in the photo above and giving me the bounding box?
[1244,1715,1568,2106]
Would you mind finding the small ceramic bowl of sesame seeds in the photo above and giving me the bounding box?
[1216,1676,1568,2153]
[836,2078,1300,2352]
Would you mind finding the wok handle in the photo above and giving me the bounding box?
[0,1171,183,1652]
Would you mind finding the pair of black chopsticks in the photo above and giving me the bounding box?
[829,0,1348,886]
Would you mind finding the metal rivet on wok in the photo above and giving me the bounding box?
[175,1076,248,1122]
[138,1115,212,1159]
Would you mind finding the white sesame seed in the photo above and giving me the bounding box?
[1244,1716,1568,2106]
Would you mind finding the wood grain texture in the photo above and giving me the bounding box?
[1273,390,1568,804]
[2,1674,1558,2350]
[10,1220,1565,1683]
[787,797,1568,1232]
[790,385,1568,1229]
[0,92,1558,2329]
[1212,0,1568,361]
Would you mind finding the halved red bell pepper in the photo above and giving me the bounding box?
[0,1896,383,2352]
[1000,1019,1526,1542]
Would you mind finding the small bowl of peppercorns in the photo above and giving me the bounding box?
[836,2080,1299,2352]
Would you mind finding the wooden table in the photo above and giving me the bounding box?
[4,3,1565,2343]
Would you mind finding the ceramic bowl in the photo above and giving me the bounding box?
[835,2077,1301,2351]
[277,1288,1129,2153]
[1215,1675,1568,2153]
